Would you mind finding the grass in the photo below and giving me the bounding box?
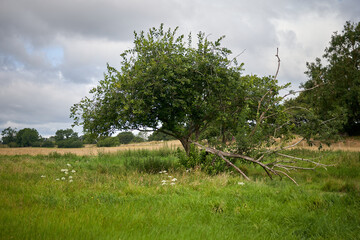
[0,149,359,239]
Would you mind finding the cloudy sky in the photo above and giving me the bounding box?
[0,0,359,138]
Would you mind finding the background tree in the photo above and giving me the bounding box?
[16,128,40,147]
[148,130,176,141]
[71,25,339,184]
[117,132,135,144]
[55,129,83,148]
[298,21,360,135]
[1,127,17,145]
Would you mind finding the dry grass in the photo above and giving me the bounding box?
[0,137,359,156]
[0,140,183,156]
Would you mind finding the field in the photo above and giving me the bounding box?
[0,144,359,239]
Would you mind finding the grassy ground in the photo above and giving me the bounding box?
[0,149,359,239]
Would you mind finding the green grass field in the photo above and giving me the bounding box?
[0,148,359,239]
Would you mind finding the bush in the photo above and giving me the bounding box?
[177,144,228,175]
[42,140,55,148]
[7,142,18,148]
[117,132,135,144]
[57,139,83,148]
[97,137,120,147]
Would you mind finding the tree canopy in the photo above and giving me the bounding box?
[71,25,339,184]
[297,21,360,135]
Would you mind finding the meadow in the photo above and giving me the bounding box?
[0,147,359,239]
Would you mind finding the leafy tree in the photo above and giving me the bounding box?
[117,132,135,144]
[1,127,17,145]
[55,129,83,148]
[148,130,176,141]
[71,25,338,184]
[299,21,360,135]
[96,137,120,147]
[16,128,40,147]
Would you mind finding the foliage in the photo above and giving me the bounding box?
[55,129,83,148]
[96,137,120,147]
[148,130,176,141]
[71,24,248,154]
[117,132,135,144]
[42,140,55,148]
[57,139,83,148]
[16,128,41,147]
[298,21,360,135]
[71,25,341,183]
[1,127,17,145]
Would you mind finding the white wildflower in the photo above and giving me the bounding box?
[41,175,46,178]
[66,163,71,167]
[161,180,167,183]
[171,178,177,182]
[69,179,73,183]
[61,177,66,180]
[71,170,76,173]
[64,171,68,175]
[238,182,245,186]
[56,178,60,181]
[61,169,68,172]
[69,176,73,179]
[170,182,176,185]
[159,171,163,174]
[162,182,167,185]
[168,176,172,178]
[163,170,167,173]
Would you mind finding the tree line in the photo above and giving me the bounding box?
[0,127,174,148]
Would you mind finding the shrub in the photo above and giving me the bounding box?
[57,139,83,148]
[7,142,18,148]
[177,144,228,175]
[42,140,55,148]
[97,137,120,147]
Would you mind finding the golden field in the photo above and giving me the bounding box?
[0,138,359,156]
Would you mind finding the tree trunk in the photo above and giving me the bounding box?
[179,137,191,155]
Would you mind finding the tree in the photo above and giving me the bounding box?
[148,130,176,141]
[117,132,135,144]
[97,137,120,147]
[299,21,360,135]
[71,25,337,184]
[1,127,17,145]
[55,129,83,148]
[16,128,40,147]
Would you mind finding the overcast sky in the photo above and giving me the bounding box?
[0,0,359,138]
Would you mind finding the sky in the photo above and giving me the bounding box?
[0,0,359,138]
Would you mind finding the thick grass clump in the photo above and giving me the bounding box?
[0,149,359,239]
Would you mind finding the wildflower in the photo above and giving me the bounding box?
[56,178,60,181]
[170,182,176,185]
[171,178,177,182]
[61,169,68,172]
[168,176,172,178]
[64,171,68,175]
[162,182,167,185]
[238,182,245,186]
[69,179,73,183]
[69,176,73,179]
[66,163,71,167]
[186,169,190,173]
[161,180,167,183]
[71,170,76,173]
[159,171,163,174]
[61,177,66,180]
[41,175,46,178]
[163,170,167,173]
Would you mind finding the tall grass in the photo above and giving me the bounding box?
[0,149,359,239]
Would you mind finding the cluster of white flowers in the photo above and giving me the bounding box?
[238,182,245,186]
[159,170,177,186]
[56,163,76,182]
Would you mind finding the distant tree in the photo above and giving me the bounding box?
[96,137,120,147]
[298,21,360,135]
[148,130,176,141]
[117,132,135,144]
[55,128,83,148]
[1,127,17,145]
[16,128,40,147]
